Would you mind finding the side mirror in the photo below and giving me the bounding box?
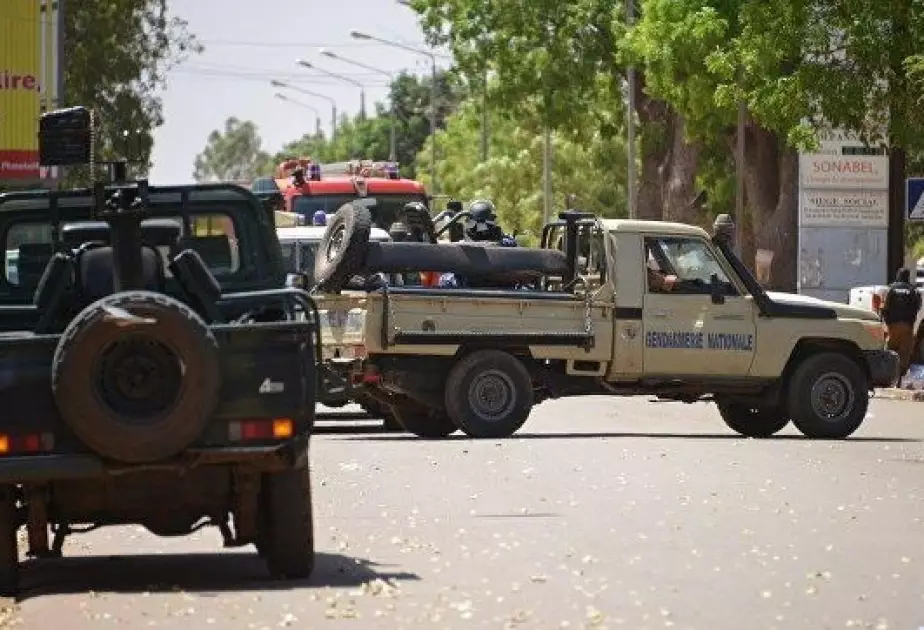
[710,273,725,305]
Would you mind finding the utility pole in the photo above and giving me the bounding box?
[430,57,439,194]
[542,126,553,225]
[480,67,489,162]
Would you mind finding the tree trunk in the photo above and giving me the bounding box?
[744,124,798,292]
[661,114,702,225]
[634,72,671,221]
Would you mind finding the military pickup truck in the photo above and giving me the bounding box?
[310,203,898,441]
[0,107,320,595]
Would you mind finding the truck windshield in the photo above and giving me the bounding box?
[291,194,427,230]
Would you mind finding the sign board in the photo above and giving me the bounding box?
[0,0,63,184]
[799,190,888,228]
[798,154,889,189]
[797,137,889,302]
[908,177,924,222]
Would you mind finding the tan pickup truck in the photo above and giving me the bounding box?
[309,205,898,441]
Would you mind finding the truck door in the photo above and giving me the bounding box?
[642,235,758,377]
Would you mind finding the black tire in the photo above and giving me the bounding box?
[786,352,870,439]
[0,487,18,598]
[52,291,222,464]
[257,465,315,579]
[716,402,790,438]
[444,350,533,439]
[392,403,457,438]
[382,413,404,432]
[314,203,372,292]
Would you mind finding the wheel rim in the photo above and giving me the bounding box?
[809,372,855,422]
[325,225,346,262]
[467,369,516,421]
[96,335,185,424]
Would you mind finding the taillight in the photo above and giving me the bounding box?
[0,432,54,455]
[228,418,294,442]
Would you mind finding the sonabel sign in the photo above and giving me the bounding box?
[799,154,889,189]
[0,1,42,182]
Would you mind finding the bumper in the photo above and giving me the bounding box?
[0,436,311,485]
[864,349,900,387]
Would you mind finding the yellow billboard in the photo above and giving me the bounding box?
[1,0,60,183]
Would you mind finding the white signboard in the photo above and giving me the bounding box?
[799,154,889,189]
[799,190,889,228]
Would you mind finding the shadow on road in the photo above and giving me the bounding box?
[314,423,388,435]
[338,431,920,444]
[16,551,420,602]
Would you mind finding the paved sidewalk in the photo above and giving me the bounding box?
[874,387,924,401]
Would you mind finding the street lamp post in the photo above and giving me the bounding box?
[270,79,338,141]
[320,48,398,162]
[274,92,322,137]
[350,30,442,195]
[295,59,366,119]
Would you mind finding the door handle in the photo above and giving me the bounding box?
[713,314,744,321]
[652,310,671,318]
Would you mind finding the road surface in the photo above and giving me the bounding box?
[6,396,924,629]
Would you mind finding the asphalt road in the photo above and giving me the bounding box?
[6,396,924,630]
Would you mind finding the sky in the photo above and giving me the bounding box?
[150,0,450,184]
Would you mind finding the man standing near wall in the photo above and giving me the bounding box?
[882,267,921,384]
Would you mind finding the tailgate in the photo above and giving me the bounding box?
[314,292,369,360]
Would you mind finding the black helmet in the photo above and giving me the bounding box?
[465,199,501,241]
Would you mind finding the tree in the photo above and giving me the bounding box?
[624,0,924,290]
[268,70,467,179]
[409,0,702,222]
[416,100,628,243]
[192,117,273,182]
[64,1,201,179]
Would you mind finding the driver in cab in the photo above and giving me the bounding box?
[646,247,678,293]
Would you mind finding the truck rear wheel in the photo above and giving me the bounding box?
[392,403,457,438]
[716,402,790,438]
[786,352,869,439]
[51,291,221,464]
[257,465,315,579]
[0,487,18,597]
[444,350,533,439]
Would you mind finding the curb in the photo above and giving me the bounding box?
[874,388,924,402]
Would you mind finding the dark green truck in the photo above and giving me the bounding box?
[0,110,323,595]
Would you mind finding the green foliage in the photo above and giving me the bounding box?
[268,70,467,178]
[412,0,624,132]
[192,118,274,182]
[415,100,628,244]
[64,1,201,178]
[623,0,924,152]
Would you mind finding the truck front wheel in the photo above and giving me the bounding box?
[445,350,534,439]
[716,402,789,438]
[256,465,315,579]
[786,352,869,439]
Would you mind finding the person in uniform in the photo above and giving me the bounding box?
[438,199,516,289]
[882,267,921,383]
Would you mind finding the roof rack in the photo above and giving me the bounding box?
[320,159,400,180]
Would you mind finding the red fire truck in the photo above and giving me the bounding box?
[252,157,429,231]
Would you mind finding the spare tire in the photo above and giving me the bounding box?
[52,291,221,464]
[314,203,372,292]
